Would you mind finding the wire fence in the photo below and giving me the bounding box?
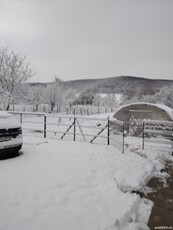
[8,104,116,116]
[9,111,125,153]
[8,111,173,154]
[142,119,173,153]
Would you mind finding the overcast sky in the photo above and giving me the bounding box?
[0,0,173,82]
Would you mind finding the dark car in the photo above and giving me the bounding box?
[0,111,23,158]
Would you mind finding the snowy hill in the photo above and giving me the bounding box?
[28,76,173,97]
[63,76,173,95]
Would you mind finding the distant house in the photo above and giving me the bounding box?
[113,102,173,132]
[99,93,123,104]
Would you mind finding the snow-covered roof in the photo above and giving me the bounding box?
[0,111,21,129]
[99,93,123,103]
[114,102,173,120]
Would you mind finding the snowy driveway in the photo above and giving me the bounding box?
[0,137,154,230]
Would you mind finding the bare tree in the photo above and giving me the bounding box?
[0,47,34,110]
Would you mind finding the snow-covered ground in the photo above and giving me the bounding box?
[0,112,173,230]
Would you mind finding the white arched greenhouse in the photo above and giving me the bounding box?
[113,102,173,134]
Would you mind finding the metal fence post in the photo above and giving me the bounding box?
[20,113,22,124]
[122,123,125,154]
[142,121,145,149]
[44,115,46,138]
[172,124,173,156]
[74,117,76,141]
[107,117,110,145]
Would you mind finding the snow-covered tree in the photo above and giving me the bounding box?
[64,88,77,106]
[0,47,34,110]
[28,85,44,111]
[73,90,95,105]
[156,86,173,108]
[92,94,102,106]
[142,85,173,108]
[46,77,64,112]
[129,116,143,136]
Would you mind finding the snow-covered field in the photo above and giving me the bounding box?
[0,113,173,230]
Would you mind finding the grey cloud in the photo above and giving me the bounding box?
[0,0,173,82]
